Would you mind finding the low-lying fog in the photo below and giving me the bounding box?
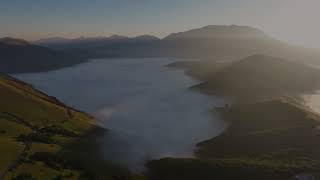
[15,58,226,170]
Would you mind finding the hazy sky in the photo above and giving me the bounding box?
[1,0,320,48]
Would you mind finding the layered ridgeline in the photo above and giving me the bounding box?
[161,25,320,62]
[36,25,320,63]
[35,35,160,49]
[34,35,162,58]
[194,54,320,102]
[147,55,320,179]
[0,74,142,179]
[0,38,88,74]
[3,25,320,74]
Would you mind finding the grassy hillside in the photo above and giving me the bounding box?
[147,99,320,180]
[197,99,320,160]
[150,56,320,179]
[0,73,143,180]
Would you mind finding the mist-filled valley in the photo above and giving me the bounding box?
[6,54,320,179]
[3,1,320,178]
[14,58,226,171]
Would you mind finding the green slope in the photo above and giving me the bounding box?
[147,100,320,180]
[0,74,143,180]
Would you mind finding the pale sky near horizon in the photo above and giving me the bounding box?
[1,0,320,48]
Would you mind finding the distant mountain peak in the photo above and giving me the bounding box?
[164,25,268,40]
[34,37,70,44]
[133,35,160,41]
[0,37,30,46]
[108,35,129,40]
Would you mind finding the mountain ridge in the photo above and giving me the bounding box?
[163,25,269,40]
[0,37,30,46]
[32,25,320,63]
[2,25,320,74]
[0,37,88,74]
[193,54,320,101]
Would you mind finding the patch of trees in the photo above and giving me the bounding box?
[17,132,53,144]
[30,152,68,170]
[12,173,36,180]
[0,129,6,134]
[39,126,77,137]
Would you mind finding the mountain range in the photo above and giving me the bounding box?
[2,27,320,178]
[1,25,320,74]
[33,25,320,62]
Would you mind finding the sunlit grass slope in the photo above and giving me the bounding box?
[0,73,143,180]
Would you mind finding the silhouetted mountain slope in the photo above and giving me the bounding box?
[0,37,30,46]
[194,54,320,101]
[134,35,161,41]
[33,37,71,45]
[34,35,161,59]
[161,25,320,62]
[164,25,268,40]
[0,38,88,73]
[35,35,159,48]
